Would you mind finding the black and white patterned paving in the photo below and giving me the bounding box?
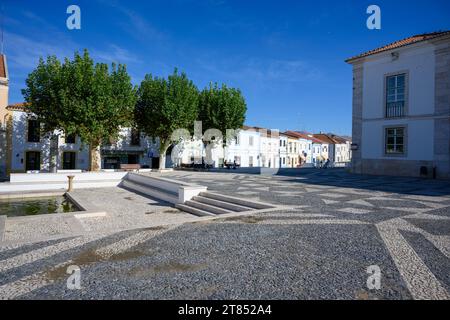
[0,169,449,299]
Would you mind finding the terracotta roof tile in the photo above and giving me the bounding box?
[313,134,336,144]
[346,31,450,63]
[243,125,279,136]
[284,130,324,143]
[313,134,351,144]
[6,102,30,111]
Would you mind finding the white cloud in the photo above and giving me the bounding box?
[4,32,75,70]
[197,55,322,84]
[92,44,142,64]
[95,0,165,42]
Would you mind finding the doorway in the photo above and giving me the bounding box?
[62,152,76,170]
[25,151,41,171]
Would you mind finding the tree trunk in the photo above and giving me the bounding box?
[159,154,166,170]
[89,143,101,171]
[49,134,59,173]
[158,140,170,170]
[204,141,214,165]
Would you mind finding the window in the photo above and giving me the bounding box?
[283,140,286,147]
[249,136,254,146]
[103,157,120,169]
[65,133,76,144]
[249,156,253,167]
[236,135,240,145]
[128,154,139,164]
[63,152,76,169]
[386,74,406,118]
[385,127,405,154]
[130,129,141,146]
[27,120,40,143]
[25,151,40,171]
[279,140,282,147]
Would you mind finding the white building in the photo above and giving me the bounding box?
[4,103,161,173]
[298,137,313,165]
[7,104,90,173]
[279,133,288,168]
[101,127,159,169]
[0,55,8,179]
[347,31,450,178]
[334,138,352,164]
[172,125,281,169]
[222,126,261,167]
[258,128,280,168]
[311,141,328,166]
[284,131,318,167]
[313,134,351,165]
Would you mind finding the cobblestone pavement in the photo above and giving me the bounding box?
[0,169,449,300]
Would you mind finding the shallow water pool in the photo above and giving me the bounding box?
[0,196,79,217]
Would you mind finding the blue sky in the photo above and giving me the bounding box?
[3,0,450,135]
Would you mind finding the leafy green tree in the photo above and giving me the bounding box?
[22,49,136,171]
[135,70,199,169]
[198,83,247,163]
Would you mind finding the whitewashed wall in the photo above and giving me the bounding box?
[361,42,436,161]
[11,111,51,172]
[362,119,434,161]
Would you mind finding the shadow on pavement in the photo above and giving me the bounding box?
[200,167,450,196]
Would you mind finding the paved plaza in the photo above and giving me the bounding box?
[0,169,449,299]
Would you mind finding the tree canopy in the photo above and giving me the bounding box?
[22,49,136,170]
[135,69,199,169]
[198,83,247,145]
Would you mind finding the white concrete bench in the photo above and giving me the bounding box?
[121,173,207,204]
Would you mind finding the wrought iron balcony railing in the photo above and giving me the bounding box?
[386,102,405,118]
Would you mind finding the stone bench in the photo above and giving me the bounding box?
[120,164,141,171]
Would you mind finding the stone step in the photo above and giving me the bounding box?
[199,192,273,210]
[193,195,252,212]
[185,200,233,215]
[121,180,178,204]
[175,204,216,217]
[123,175,178,196]
[124,173,179,195]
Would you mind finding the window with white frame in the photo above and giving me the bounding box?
[386,74,406,118]
[249,136,254,146]
[385,127,405,154]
